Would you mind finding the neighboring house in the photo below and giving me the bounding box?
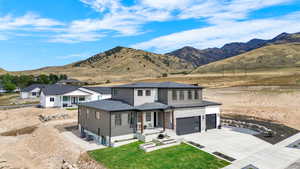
[21,84,47,99]
[40,84,111,108]
[78,82,221,146]
[0,83,6,93]
[56,79,85,86]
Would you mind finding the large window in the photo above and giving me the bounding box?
[112,89,118,96]
[146,112,152,122]
[137,90,143,96]
[172,90,177,100]
[63,96,69,102]
[79,97,85,101]
[50,97,55,102]
[179,90,184,100]
[145,90,151,96]
[195,90,199,99]
[115,113,122,126]
[32,92,37,96]
[188,90,192,100]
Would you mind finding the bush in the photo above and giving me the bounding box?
[162,73,168,77]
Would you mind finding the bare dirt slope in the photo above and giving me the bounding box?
[204,86,300,130]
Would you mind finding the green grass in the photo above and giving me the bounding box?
[65,108,78,110]
[88,142,230,169]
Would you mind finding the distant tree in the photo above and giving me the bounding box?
[3,81,16,92]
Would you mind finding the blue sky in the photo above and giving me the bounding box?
[0,0,300,71]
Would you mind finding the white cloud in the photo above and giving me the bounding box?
[132,12,300,53]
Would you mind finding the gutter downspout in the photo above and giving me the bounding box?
[109,112,112,146]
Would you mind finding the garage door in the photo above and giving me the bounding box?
[176,116,200,135]
[206,114,217,130]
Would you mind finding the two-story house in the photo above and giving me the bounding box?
[78,82,221,146]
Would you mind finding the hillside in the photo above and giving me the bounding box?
[16,46,192,82]
[168,32,300,67]
[192,43,300,74]
[0,68,6,75]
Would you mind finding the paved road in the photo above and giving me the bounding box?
[0,104,38,110]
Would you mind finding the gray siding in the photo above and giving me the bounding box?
[167,89,203,106]
[110,111,136,137]
[78,106,110,137]
[112,88,134,105]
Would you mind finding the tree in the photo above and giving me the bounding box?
[3,81,16,92]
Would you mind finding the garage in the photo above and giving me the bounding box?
[176,116,201,135]
[206,114,217,130]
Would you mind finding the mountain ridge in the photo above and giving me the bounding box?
[167,32,300,67]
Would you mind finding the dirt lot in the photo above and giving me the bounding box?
[0,85,299,169]
[204,86,300,130]
[0,93,39,106]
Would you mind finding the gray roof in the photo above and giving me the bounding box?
[79,99,219,112]
[134,102,170,111]
[21,84,47,92]
[41,84,81,95]
[79,99,134,111]
[113,82,203,89]
[171,100,221,108]
[84,87,111,95]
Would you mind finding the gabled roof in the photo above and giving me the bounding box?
[57,79,82,83]
[84,87,111,95]
[41,84,81,95]
[21,84,47,92]
[79,99,134,112]
[113,82,203,89]
[134,102,170,111]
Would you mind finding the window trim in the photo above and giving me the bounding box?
[50,97,55,102]
[115,113,122,126]
[179,90,184,100]
[172,90,177,100]
[137,90,143,96]
[145,90,151,96]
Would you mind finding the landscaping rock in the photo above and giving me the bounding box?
[39,113,69,122]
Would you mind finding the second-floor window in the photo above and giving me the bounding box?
[179,90,184,100]
[188,90,192,100]
[172,90,177,100]
[195,90,199,99]
[146,90,151,96]
[115,113,122,126]
[137,90,143,96]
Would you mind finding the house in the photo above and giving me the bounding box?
[40,84,111,108]
[78,82,221,146]
[56,79,85,86]
[20,84,47,99]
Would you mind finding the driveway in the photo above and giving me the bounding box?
[183,126,271,160]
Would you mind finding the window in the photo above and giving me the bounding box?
[95,111,101,120]
[112,89,118,96]
[137,90,143,96]
[87,109,90,119]
[172,90,177,100]
[145,90,151,96]
[128,112,135,127]
[115,113,122,126]
[32,92,36,96]
[63,96,69,102]
[188,90,192,100]
[179,90,184,100]
[50,97,55,102]
[195,90,199,99]
[146,112,151,122]
[79,97,85,102]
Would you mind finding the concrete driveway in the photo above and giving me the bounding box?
[183,126,271,161]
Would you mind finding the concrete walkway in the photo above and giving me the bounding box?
[223,133,300,169]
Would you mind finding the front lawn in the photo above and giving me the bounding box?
[88,142,230,169]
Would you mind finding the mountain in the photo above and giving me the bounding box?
[168,32,300,67]
[17,46,192,82]
[0,68,6,74]
[192,42,300,74]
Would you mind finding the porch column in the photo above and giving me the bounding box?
[141,112,144,134]
[163,111,166,131]
[172,110,175,130]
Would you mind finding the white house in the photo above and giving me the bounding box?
[20,84,46,99]
[40,84,111,108]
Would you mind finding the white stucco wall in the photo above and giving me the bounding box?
[40,92,60,108]
[21,92,29,99]
[133,88,157,106]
